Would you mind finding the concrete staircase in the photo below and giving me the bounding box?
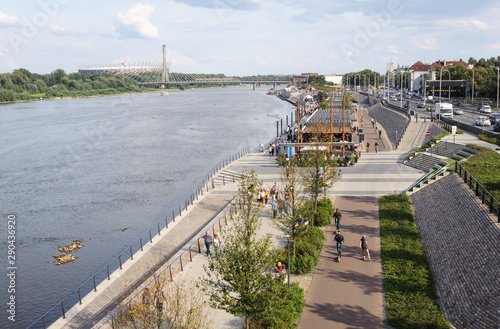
[427,141,467,158]
[405,153,443,172]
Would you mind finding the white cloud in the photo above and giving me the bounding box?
[0,11,23,27]
[376,45,403,54]
[49,24,89,35]
[470,19,488,29]
[116,3,159,39]
[414,36,439,50]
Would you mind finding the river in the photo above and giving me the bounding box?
[0,86,294,328]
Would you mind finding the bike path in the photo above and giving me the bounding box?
[298,196,384,329]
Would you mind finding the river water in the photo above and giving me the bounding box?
[0,86,294,328]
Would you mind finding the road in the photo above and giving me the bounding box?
[387,96,500,132]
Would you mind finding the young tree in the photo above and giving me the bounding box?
[301,147,336,217]
[273,157,305,256]
[113,272,212,329]
[203,170,277,329]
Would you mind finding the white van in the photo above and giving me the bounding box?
[438,103,454,119]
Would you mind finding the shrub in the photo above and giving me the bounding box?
[297,228,325,251]
[251,282,305,329]
[277,240,320,275]
[301,197,334,227]
[276,153,287,166]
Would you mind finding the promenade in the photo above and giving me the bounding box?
[51,99,499,329]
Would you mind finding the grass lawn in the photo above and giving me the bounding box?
[379,194,451,329]
[462,145,500,202]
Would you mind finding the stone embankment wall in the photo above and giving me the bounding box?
[411,173,500,329]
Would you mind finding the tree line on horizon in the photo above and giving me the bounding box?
[0,68,143,102]
[0,68,293,102]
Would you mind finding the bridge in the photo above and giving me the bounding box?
[78,45,289,88]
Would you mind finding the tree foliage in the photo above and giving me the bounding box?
[113,274,212,329]
[0,68,142,102]
[203,171,278,329]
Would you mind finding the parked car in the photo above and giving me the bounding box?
[453,107,463,115]
[479,105,492,113]
[476,116,491,126]
[489,113,500,124]
[494,122,500,132]
[417,101,425,108]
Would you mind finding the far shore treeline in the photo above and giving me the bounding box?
[0,68,291,102]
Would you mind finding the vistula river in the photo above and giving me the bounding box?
[0,86,294,328]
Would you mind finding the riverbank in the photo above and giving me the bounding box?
[0,83,261,105]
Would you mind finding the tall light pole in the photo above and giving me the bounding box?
[490,66,499,109]
[356,74,361,92]
[467,67,474,105]
[400,73,403,110]
[446,70,451,101]
[439,66,448,110]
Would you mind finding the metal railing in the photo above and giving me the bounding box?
[26,147,251,329]
[455,161,500,222]
[95,200,243,329]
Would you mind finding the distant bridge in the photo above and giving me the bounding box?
[78,45,289,87]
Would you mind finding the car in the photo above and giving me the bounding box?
[456,101,464,107]
[476,116,491,126]
[453,107,463,115]
[494,122,500,132]
[479,105,492,113]
[390,95,397,101]
[490,113,500,124]
[417,101,425,108]
[426,105,435,112]
[403,101,410,109]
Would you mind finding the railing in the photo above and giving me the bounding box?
[95,200,243,329]
[455,161,500,222]
[26,147,251,329]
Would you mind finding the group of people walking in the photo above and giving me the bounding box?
[332,208,371,262]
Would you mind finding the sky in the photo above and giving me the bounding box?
[1,0,500,76]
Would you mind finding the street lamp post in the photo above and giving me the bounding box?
[356,74,361,92]
[439,66,449,114]
[447,71,451,101]
[400,73,403,110]
[490,66,499,109]
[287,240,294,288]
[467,67,474,105]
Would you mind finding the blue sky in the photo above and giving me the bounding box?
[1,0,499,76]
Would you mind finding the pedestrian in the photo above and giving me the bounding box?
[371,118,375,127]
[260,143,264,153]
[213,234,220,255]
[142,287,151,307]
[379,130,382,139]
[415,112,418,122]
[334,230,344,262]
[375,125,378,133]
[366,141,370,153]
[202,232,212,255]
[333,208,342,231]
[272,199,279,218]
[359,235,371,261]
[375,141,379,153]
